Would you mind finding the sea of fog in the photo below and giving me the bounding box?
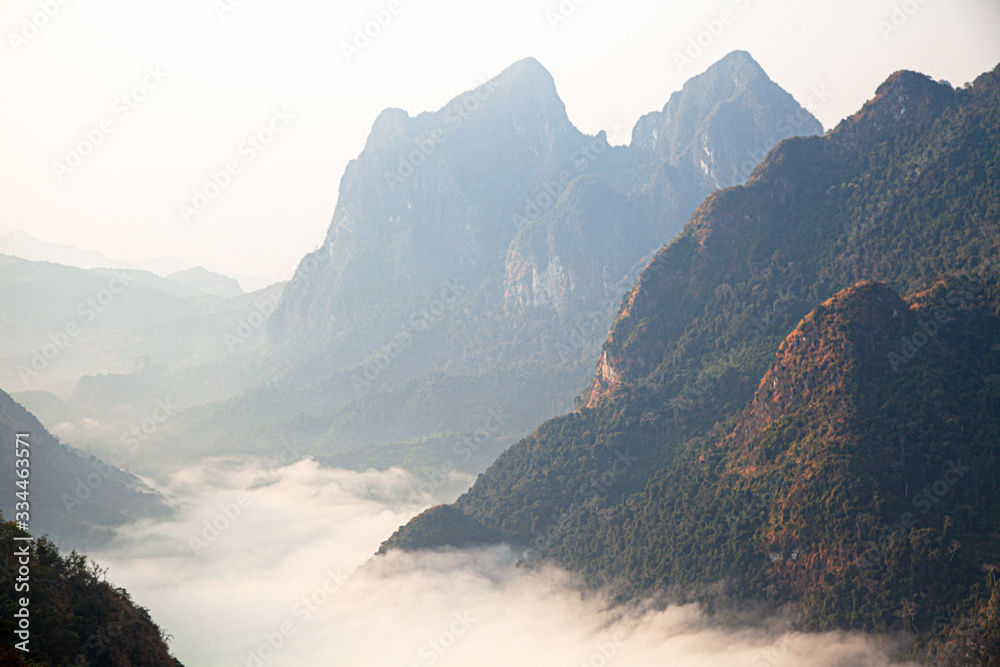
[90,458,919,667]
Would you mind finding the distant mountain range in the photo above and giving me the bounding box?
[0,255,278,397]
[4,49,999,667]
[380,62,1000,663]
[0,230,261,292]
[166,266,243,299]
[129,51,822,476]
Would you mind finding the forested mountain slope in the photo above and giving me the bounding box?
[0,518,182,666]
[380,62,1000,663]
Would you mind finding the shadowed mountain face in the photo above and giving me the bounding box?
[265,57,593,367]
[160,52,820,475]
[15,53,822,482]
[267,51,822,366]
[0,388,171,549]
[380,62,1000,661]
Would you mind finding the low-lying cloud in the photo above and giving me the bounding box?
[92,458,919,667]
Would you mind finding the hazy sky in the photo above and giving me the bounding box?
[1,0,998,285]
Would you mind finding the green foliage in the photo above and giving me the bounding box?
[378,505,501,554]
[0,517,181,667]
[386,63,1000,662]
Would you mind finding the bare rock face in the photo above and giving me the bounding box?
[265,52,823,381]
[265,57,598,366]
[585,68,965,409]
[503,175,655,318]
[500,51,823,322]
[630,50,824,190]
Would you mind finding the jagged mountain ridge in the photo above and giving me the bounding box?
[266,56,594,365]
[588,66,996,407]
[268,51,823,363]
[138,52,821,476]
[379,61,1000,661]
[503,50,825,319]
[631,48,821,190]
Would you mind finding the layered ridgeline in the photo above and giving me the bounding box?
[2,254,290,477]
[270,49,819,358]
[0,255,264,398]
[157,51,820,473]
[0,518,182,666]
[380,63,1000,661]
[0,388,171,549]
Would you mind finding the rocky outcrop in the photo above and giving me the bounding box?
[502,175,655,317]
[266,53,823,371]
[265,57,597,367]
[631,50,824,190]
[585,68,970,408]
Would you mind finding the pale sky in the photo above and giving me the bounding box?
[1,0,998,287]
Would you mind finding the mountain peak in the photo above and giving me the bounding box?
[711,49,766,76]
[874,68,946,98]
[869,68,955,117]
[760,280,908,391]
[364,107,410,149]
[498,57,554,85]
[833,68,954,140]
[476,56,563,113]
[630,50,823,187]
[688,49,773,95]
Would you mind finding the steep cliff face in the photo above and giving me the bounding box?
[380,62,1000,658]
[502,175,655,317]
[500,51,823,321]
[631,50,824,190]
[266,57,599,366]
[266,52,823,369]
[587,65,994,408]
[176,52,827,474]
